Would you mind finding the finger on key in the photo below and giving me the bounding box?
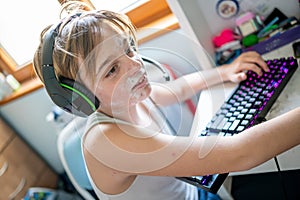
[244,63,263,76]
[245,51,269,72]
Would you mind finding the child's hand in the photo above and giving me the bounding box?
[220,51,269,83]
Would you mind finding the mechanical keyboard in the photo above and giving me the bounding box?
[177,56,298,193]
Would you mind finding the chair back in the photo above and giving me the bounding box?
[57,117,96,199]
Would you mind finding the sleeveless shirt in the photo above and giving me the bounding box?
[82,99,198,200]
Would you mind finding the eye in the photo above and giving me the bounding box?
[105,64,119,78]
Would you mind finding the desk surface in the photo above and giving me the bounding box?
[192,41,300,175]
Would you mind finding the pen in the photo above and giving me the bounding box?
[257,17,279,38]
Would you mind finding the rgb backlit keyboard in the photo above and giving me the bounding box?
[177,56,298,193]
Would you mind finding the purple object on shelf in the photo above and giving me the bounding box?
[243,25,300,54]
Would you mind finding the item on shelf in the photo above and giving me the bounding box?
[215,40,242,52]
[255,8,296,40]
[257,16,279,38]
[242,34,259,47]
[235,11,263,37]
[0,72,13,100]
[212,29,236,47]
[263,8,287,27]
[5,74,21,91]
[243,23,300,54]
[216,0,240,19]
[215,48,242,66]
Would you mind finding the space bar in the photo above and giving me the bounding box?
[207,115,227,133]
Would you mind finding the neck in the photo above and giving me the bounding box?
[99,99,147,125]
[101,98,161,132]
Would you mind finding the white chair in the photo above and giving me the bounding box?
[57,116,97,200]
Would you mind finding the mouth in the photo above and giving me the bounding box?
[132,74,148,91]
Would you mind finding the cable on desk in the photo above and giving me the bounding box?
[274,156,288,200]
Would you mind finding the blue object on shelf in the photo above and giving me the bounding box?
[257,17,279,38]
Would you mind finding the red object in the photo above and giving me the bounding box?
[212,29,235,47]
[162,64,196,115]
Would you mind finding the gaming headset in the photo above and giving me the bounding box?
[41,14,170,117]
[41,19,100,117]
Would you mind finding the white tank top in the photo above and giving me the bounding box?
[82,99,198,200]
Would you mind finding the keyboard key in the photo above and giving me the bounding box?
[245,114,253,120]
[229,117,236,122]
[237,114,244,119]
[236,126,245,133]
[241,120,249,126]
[241,108,248,114]
[217,118,228,131]
[222,122,232,132]
[208,114,225,133]
[229,120,240,132]
[201,175,213,186]
[225,112,233,118]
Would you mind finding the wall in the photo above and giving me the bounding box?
[196,0,300,35]
[139,28,203,72]
[167,0,300,61]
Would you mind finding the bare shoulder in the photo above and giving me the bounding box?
[83,122,170,154]
[82,123,137,194]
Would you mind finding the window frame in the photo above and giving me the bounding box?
[0,0,178,104]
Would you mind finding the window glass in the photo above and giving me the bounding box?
[90,0,148,13]
[0,0,61,67]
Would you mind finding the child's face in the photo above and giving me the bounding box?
[81,22,151,114]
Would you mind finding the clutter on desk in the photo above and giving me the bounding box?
[213,7,300,66]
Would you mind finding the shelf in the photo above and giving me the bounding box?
[0,78,44,106]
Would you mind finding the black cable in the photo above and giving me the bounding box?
[140,55,171,81]
[142,57,178,136]
[274,156,288,200]
[260,117,288,200]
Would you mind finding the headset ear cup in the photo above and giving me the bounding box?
[59,77,100,116]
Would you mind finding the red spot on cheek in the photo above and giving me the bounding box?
[172,152,176,157]
[113,171,118,175]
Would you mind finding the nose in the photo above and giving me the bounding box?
[125,54,143,75]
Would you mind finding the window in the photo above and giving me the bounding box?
[0,0,176,85]
[90,0,148,13]
[0,0,61,83]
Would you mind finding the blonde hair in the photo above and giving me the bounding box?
[33,1,137,84]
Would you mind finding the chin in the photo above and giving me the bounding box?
[131,85,152,104]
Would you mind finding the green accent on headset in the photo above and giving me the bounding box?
[60,83,97,111]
